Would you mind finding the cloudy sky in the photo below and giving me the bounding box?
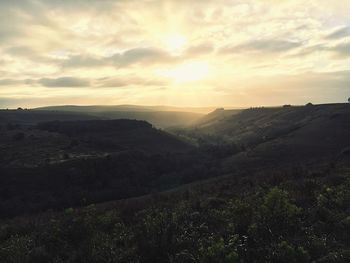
[1,0,350,108]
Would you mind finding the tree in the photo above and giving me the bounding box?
[251,187,302,240]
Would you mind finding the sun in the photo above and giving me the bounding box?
[163,33,187,51]
[158,61,209,82]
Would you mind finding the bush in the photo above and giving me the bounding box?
[12,132,25,141]
[0,235,33,263]
[269,241,310,263]
[259,187,301,234]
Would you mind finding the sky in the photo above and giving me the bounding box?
[0,0,350,108]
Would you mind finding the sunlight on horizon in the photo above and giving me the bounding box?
[162,33,187,52]
[157,61,209,83]
[0,0,350,108]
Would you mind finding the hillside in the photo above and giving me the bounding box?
[90,110,203,128]
[34,105,208,128]
[0,119,192,168]
[0,119,204,217]
[177,103,350,169]
[36,105,214,114]
[36,119,193,154]
[194,107,242,128]
[0,109,98,126]
[0,103,349,262]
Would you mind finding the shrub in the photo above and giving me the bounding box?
[269,241,310,263]
[12,132,25,141]
[0,235,33,263]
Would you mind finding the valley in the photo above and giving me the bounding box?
[0,103,349,262]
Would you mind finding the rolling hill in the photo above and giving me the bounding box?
[36,119,193,154]
[0,118,199,217]
[0,109,99,126]
[34,105,209,128]
[189,103,350,170]
[2,103,349,218]
[1,103,349,262]
[35,104,214,114]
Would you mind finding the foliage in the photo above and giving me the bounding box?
[1,170,349,262]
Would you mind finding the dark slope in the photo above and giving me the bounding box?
[90,110,203,128]
[0,119,201,217]
[191,103,350,169]
[36,119,193,154]
[0,119,193,168]
[0,107,204,128]
[194,108,242,128]
[0,109,99,126]
[34,105,206,128]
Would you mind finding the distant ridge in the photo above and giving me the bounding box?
[35,104,215,114]
[33,105,213,128]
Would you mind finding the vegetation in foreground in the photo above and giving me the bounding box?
[1,167,349,263]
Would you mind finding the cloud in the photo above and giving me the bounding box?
[110,47,178,67]
[289,41,350,59]
[215,70,350,106]
[287,44,328,58]
[0,76,165,89]
[1,0,350,107]
[221,40,302,54]
[330,42,350,58]
[62,55,105,68]
[0,0,65,47]
[39,0,117,11]
[282,71,350,91]
[0,27,21,44]
[6,46,37,57]
[0,79,22,86]
[0,79,36,86]
[60,48,178,69]
[4,45,56,64]
[39,77,90,87]
[326,26,350,39]
[98,77,166,88]
[185,42,214,57]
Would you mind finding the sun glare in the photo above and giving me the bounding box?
[158,61,209,82]
[163,33,187,51]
